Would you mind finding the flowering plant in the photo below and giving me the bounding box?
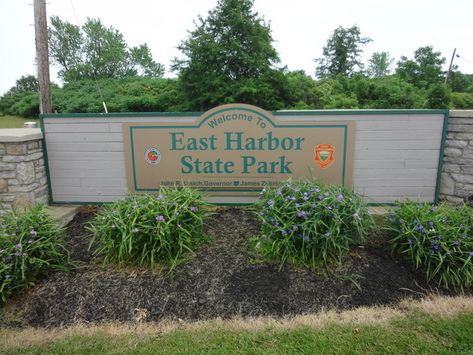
[0,205,68,302]
[253,179,373,268]
[88,186,208,271]
[386,200,473,289]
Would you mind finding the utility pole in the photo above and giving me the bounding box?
[444,48,457,85]
[34,0,52,114]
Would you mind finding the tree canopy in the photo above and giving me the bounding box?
[396,46,446,89]
[315,25,372,78]
[173,0,287,110]
[48,16,164,81]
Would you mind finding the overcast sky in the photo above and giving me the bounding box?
[1,0,473,95]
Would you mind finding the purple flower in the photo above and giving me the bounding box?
[16,243,22,249]
[156,215,165,222]
[267,199,275,207]
[189,206,198,212]
[468,251,473,257]
[453,240,461,246]
[399,219,405,224]
[276,189,282,196]
[389,211,395,216]
[292,225,298,231]
[28,239,33,244]
[431,207,438,212]
[14,252,19,257]
[22,253,26,257]
[274,221,280,227]
[281,230,288,236]
[337,194,344,201]
[295,203,301,208]
[324,192,330,197]
[428,221,434,226]
[30,229,37,236]
[312,204,318,209]
[389,217,396,222]
[353,213,360,220]
[407,239,413,245]
[156,194,164,200]
[297,211,308,219]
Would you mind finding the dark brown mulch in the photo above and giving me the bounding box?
[0,208,461,328]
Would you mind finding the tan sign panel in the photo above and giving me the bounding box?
[123,104,354,196]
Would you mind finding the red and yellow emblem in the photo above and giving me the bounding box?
[314,144,335,169]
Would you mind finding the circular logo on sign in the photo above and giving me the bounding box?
[144,147,161,165]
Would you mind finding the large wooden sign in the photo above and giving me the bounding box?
[123,104,355,196]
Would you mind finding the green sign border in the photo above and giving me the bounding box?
[128,107,349,192]
[40,108,449,205]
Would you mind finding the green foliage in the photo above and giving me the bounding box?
[173,0,287,111]
[452,92,473,109]
[315,25,372,78]
[396,46,446,89]
[50,77,187,113]
[425,84,452,109]
[88,187,208,271]
[0,205,69,302]
[253,180,373,268]
[386,201,473,289]
[49,16,164,81]
[447,70,473,92]
[366,52,394,78]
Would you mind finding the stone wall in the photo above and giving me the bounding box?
[0,129,48,214]
[441,110,473,203]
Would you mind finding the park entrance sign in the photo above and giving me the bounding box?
[123,104,354,197]
[41,104,448,204]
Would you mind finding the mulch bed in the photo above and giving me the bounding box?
[1,208,468,328]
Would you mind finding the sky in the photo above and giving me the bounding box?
[1,0,473,95]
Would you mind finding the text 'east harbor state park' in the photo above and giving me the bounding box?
[124,104,354,192]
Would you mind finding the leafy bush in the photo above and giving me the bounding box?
[88,187,208,270]
[253,180,373,268]
[386,201,473,289]
[0,205,68,302]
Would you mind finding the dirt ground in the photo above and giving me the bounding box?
[1,208,468,328]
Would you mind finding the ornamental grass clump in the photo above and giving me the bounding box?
[0,205,69,302]
[88,186,208,271]
[386,201,473,289]
[254,179,373,268]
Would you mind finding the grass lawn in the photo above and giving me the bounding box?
[0,115,38,128]
[2,296,473,354]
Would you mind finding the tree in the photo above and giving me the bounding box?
[49,16,164,81]
[425,83,451,108]
[315,25,372,78]
[173,0,287,110]
[366,52,394,78]
[396,46,445,89]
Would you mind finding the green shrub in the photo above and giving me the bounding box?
[0,205,68,302]
[88,187,208,270]
[386,201,473,289]
[253,180,373,268]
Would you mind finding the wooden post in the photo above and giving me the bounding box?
[34,0,52,114]
[444,48,457,85]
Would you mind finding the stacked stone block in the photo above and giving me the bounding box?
[441,110,473,203]
[0,129,48,214]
